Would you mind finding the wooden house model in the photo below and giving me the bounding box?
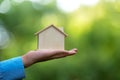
[35,25,67,50]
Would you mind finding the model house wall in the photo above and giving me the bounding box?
[35,25,67,50]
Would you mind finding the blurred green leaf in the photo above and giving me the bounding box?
[1,0,120,80]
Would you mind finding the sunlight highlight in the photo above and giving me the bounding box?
[0,0,11,14]
[30,0,51,5]
[13,0,24,3]
[0,25,10,49]
[67,13,93,39]
[81,0,99,6]
[30,0,41,3]
[57,0,81,12]
[57,0,99,12]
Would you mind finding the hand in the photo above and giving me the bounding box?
[22,48,77,68]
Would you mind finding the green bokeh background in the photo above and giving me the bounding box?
[1,0,120,80]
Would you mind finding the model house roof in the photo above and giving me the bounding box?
[35,25,68,37]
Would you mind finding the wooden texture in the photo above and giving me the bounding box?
[35,25,67,37]
[37,26,67,50]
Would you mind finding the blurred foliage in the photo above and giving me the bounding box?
[1,0,120,80]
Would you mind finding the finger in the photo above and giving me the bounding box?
[73,48,78,52]
[51,48,78,58]
[68,48,78,55]
[53,49,68,54]
[49,53,68,59]
[50,49,78,59]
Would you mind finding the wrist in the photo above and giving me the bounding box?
[22,53,35,68]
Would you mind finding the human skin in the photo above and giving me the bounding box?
[22,48,77,68]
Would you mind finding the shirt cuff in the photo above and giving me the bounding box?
[0,57,25,80]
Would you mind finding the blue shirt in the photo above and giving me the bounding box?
[0,57,25,80]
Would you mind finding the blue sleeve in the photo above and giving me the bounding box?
[0,57,25,80]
